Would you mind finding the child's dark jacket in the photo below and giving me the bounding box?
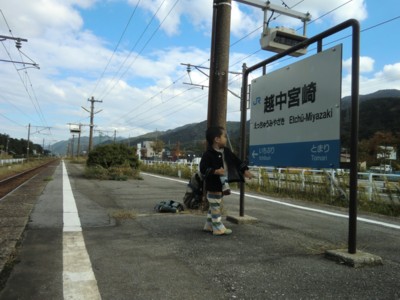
[200,146,249,192]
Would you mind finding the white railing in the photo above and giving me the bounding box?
[0,158,26,166]
[357,171,400,201]
[141,160,400,201]
[248,166,400,202]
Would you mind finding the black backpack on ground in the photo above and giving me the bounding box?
[183,171,206,210]
[154,200,184,213]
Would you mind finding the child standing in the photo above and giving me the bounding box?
[200,126,253,236]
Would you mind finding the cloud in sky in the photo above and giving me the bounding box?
[1,0,399,145]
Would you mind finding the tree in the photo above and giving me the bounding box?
[172,142,181,161]
[0,133,43,157]
[361,131,399,168]
[152,139,164,157]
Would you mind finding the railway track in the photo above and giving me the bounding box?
[0,159,60,200]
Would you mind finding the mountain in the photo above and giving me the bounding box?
[341,89,400,144]
[50,89,400,156]
[122,120,244,156]
[50,135,124,156]
[342,89,400,105]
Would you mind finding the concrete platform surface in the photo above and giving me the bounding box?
[0,161,399,300]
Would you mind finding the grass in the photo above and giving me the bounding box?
[43,176,53,182]
[110,209,137,220]
[0,248,20,292]
[140,162,192,179]
[67,157,87,164]
[0,158,56,180]
[84,163,142,181]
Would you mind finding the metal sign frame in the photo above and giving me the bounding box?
[239,19,360,254]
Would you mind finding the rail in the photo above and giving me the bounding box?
[0,158,59,200]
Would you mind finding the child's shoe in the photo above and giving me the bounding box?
[222,182,231,195]
[213,228,232,236]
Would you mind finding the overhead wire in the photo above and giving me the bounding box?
[74,0,166,128]
[0,9,49,135]
[101,0,181,101]
[132,0,396,126]
[6,0,391,143]
[78,0,198,136]
[90,0,142,97]
[0,112,25,127]
[137,88,208,130]
[91,1,399,135]
[103,0,204,127]
[139,0,306,122]
[328,14,400,44]
[110,72,188,124]
[115,0,307,131]
[106,0,276,131]
[118,71,210,129]
[229,0,357,71]
[97,0,172,100]
[126,86,198,124]
[136,0,400,131]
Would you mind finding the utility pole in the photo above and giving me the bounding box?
[25,124,51,159]
[77,124,82,157]
[6,136,9,154]
[26,123,31,159]
[82,97,102,152]
[71,134,75,158]
[207,0,232,129]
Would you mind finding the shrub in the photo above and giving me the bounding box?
[85,144,140,180]
[87,144,138,169]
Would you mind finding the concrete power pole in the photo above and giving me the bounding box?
[207,0,232,129]
[76,124,82,157]
[82,97,102,152]
[26,123,31,159]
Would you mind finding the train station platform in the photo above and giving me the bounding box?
[0,160,399,299]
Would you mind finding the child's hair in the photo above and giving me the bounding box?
[206,126,225,146]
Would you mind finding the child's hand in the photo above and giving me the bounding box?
[214,168,225,175]
[244,170,254,179]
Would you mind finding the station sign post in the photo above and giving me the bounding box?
[249,44,342,168]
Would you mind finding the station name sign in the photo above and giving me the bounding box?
[249,44,342,168]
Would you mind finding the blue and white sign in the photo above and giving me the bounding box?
[249,45,342,168]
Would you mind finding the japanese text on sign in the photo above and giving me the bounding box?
[311,143,330,154]
[264,82,317,113]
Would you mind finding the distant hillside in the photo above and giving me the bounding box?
[51,136,123,156]
[51,89,400,156]
[0,133,43,156]
[341,89,400,144]
[123,120,244,156]
[51,122,242,156]
[342,89,400,105]
[128,89,400,151]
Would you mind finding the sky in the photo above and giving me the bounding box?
[0,0,399,148]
